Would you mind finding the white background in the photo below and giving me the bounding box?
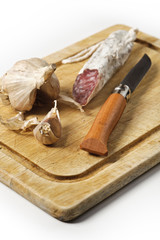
[0,0,160,239]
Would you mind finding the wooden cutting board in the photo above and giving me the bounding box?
[0,24,160,221]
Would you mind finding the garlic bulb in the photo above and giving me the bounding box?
[33,100,61,145]
[1,58,60,111]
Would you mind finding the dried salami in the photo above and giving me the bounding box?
[70,28,138,106]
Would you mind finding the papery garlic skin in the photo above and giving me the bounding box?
[0,112,39,131]
[58,94,84,112]
[33,101,61,145]
[1,58,59,111]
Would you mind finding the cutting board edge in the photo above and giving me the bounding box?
[3,148,160,222]
[0,128,160,221]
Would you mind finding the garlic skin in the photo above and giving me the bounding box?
[0,112,40,131]
[58,94,84,112]
[1,58,59,111]
[33,100,61,145]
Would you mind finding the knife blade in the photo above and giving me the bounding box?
[80,54,151,155]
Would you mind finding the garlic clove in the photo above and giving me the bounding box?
[33,100,61,145]
[1,58,56,111]
[34,122,60,145]
[38,67,60,103]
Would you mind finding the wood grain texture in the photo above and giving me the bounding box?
[81,93,126,155]
[0,24,160,221]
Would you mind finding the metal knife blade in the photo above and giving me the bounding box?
[120,54,151,93]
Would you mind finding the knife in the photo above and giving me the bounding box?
[80,54,151,155]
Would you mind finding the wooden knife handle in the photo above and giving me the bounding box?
[80,93,127,155]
